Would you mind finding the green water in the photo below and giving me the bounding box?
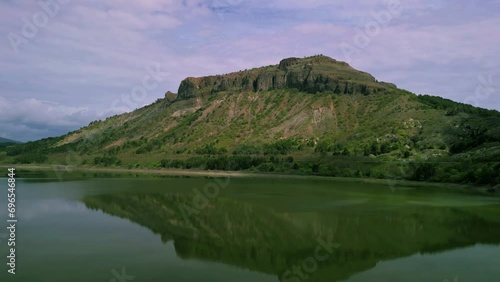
[0,173,499,282]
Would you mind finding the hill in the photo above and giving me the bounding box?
[0,137,21,146]
[1,55,499,186]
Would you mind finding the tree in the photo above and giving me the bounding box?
[411,162,437,181]
[370,142,381,155]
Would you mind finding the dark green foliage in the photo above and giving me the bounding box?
[5,137,60,156]
[195,144,228,155]
[264,139,297,155]
[233,144,261,155]
[402,150,411,158]
[122,140,143,149]
[380,142,391,154]
[94,156,121,167]
[136,144,154,154]
[410,162,437,181]
[5,137,63,165]
[136,138,164,154]
[5,146,23,156]
[14,153,48,164]
[473,165,499,185]
[416,94,500,117]
[369,142,381,156]
[0,142,18,149]
[312,163,320,173]
[315,140,332,154]
[106,146,121,156]
[448,122,488,153]
[179,110,203,127]
[160,156,267,171]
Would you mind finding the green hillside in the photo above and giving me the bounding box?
[1,55,499,186]
[0,137,21,148]
[0,137,19,144]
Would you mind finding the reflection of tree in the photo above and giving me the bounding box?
[84,193,500,282]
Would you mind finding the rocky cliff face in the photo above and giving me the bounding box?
[177,55,394,100]
[164,91,177,101]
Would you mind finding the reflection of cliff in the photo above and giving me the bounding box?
[84,193,500,282]
[85,193,319,275]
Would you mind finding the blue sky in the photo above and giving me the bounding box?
[0,0,499,142]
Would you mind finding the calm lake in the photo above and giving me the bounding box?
[1,171,499,282]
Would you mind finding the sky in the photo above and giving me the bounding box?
[0,0,499,142]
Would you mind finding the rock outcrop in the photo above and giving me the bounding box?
[165,91,178,102]
[177,55,395,100]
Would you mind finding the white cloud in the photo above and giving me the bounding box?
[16,199,87,221]
[0,96,99,141]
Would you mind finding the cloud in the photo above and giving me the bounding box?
[13,199,87,221]
[0,96,98,142]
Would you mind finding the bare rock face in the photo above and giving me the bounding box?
[165,91,177,102]
[178,78,199,100]
[278,57,300,71]
[176,55,394,100]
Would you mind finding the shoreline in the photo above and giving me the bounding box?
[0,164,496,193]
[0,165,249,178]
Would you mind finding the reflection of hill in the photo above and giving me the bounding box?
[84,193,500,282]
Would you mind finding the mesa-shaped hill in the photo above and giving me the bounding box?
[177,55,396,99]
[1,55,499,186]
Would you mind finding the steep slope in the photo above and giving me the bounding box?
[1,55,499,186]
